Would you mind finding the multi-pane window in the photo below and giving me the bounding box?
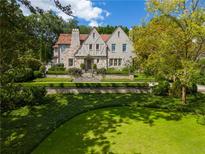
[118,58,122,66]
[109,58,122,66]
[89,44,92,50]
[114,59,117,66]
[68,58,73,66]
[109,59,113,66]
[96,44,99,50]
[111,44,116,52]
[122,44,127,52]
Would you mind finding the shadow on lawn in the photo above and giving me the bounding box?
[1,93,205,154]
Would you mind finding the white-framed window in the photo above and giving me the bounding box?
[118,58,122,66]
[114,59,117,66]
[122,44,127,52]
[68,58,73,66]
[96,44,99,50]
[89,44,92,50]
[109,59,113,66]
[111,44,116,52]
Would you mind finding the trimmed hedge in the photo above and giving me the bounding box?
[47,70,68,75]
[33,78,72,82]
[106,68,129,75]
[19,82,149,88]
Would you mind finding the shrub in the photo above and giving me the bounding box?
[152,80,170,96]
[92,64,97,70]
[47,70,68,75]
[48,64,65,71]
[97,68,107,75]
[40,65,46,73]
[170,80,182,97]
[80,63,85,70]
[14,68,34,82]
[68,68,82,77]
[33,71,42,78]
[187,83,198,95]
[19,57,42,71]
[0,85,46,111]
[106,68,128,75]
[170,81,198,97]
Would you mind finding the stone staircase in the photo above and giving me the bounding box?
[73,73,100,82]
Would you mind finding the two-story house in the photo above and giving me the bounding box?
[52,27,134,70]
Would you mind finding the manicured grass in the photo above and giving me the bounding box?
[134,73,155,82]
[33,107,205,154]
[33,78,72,82]
[1,94,205,153]
[19,82,148,87]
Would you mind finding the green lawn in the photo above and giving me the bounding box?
[134,73,155,82]
[33,107,205,154]
[1,94,205,154]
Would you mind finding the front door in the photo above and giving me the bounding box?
[87,59,92,70]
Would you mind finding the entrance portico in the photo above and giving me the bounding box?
[84,57,94,71]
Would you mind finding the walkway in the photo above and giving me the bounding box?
[73,73,100,82]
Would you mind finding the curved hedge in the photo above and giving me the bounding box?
[20,82,149,88]
[1,93,205,154]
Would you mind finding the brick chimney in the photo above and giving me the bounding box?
[71,29,80,49]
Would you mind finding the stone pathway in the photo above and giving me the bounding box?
[73,73,100,82]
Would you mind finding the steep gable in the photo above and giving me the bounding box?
[75,28,107,56]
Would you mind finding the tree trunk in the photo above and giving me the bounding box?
[182,86,187,104]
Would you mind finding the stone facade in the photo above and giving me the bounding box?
[52,27,134,70]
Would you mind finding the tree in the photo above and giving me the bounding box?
[131,0,205,104]
[64,19,79,33]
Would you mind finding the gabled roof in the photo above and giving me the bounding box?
[101,34,111,42]
[54,33,110,47]
[80,34,88,41]
[56,34,71,44]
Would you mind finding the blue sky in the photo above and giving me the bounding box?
[20,0,148,28]
[80,0,148,28]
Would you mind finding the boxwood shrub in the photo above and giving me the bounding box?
[20,82,149,88]
[47,70,68,75]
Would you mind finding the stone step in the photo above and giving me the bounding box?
[73,76,100,82]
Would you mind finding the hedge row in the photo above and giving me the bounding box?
[19,82,149,88]
[47,70,68,75]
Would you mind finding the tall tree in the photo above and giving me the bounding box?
[132,0,205,104]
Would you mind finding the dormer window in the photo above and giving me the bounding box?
[93,33,95,39]
[118,31,120,37]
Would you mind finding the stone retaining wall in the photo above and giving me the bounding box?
[46,87,150,94]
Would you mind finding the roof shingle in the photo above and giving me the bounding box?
[54,33,111,47]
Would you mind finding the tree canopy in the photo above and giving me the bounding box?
[131,0,205,104]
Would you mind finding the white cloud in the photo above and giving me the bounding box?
[19,0,110,27]
[89,20,99,27]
